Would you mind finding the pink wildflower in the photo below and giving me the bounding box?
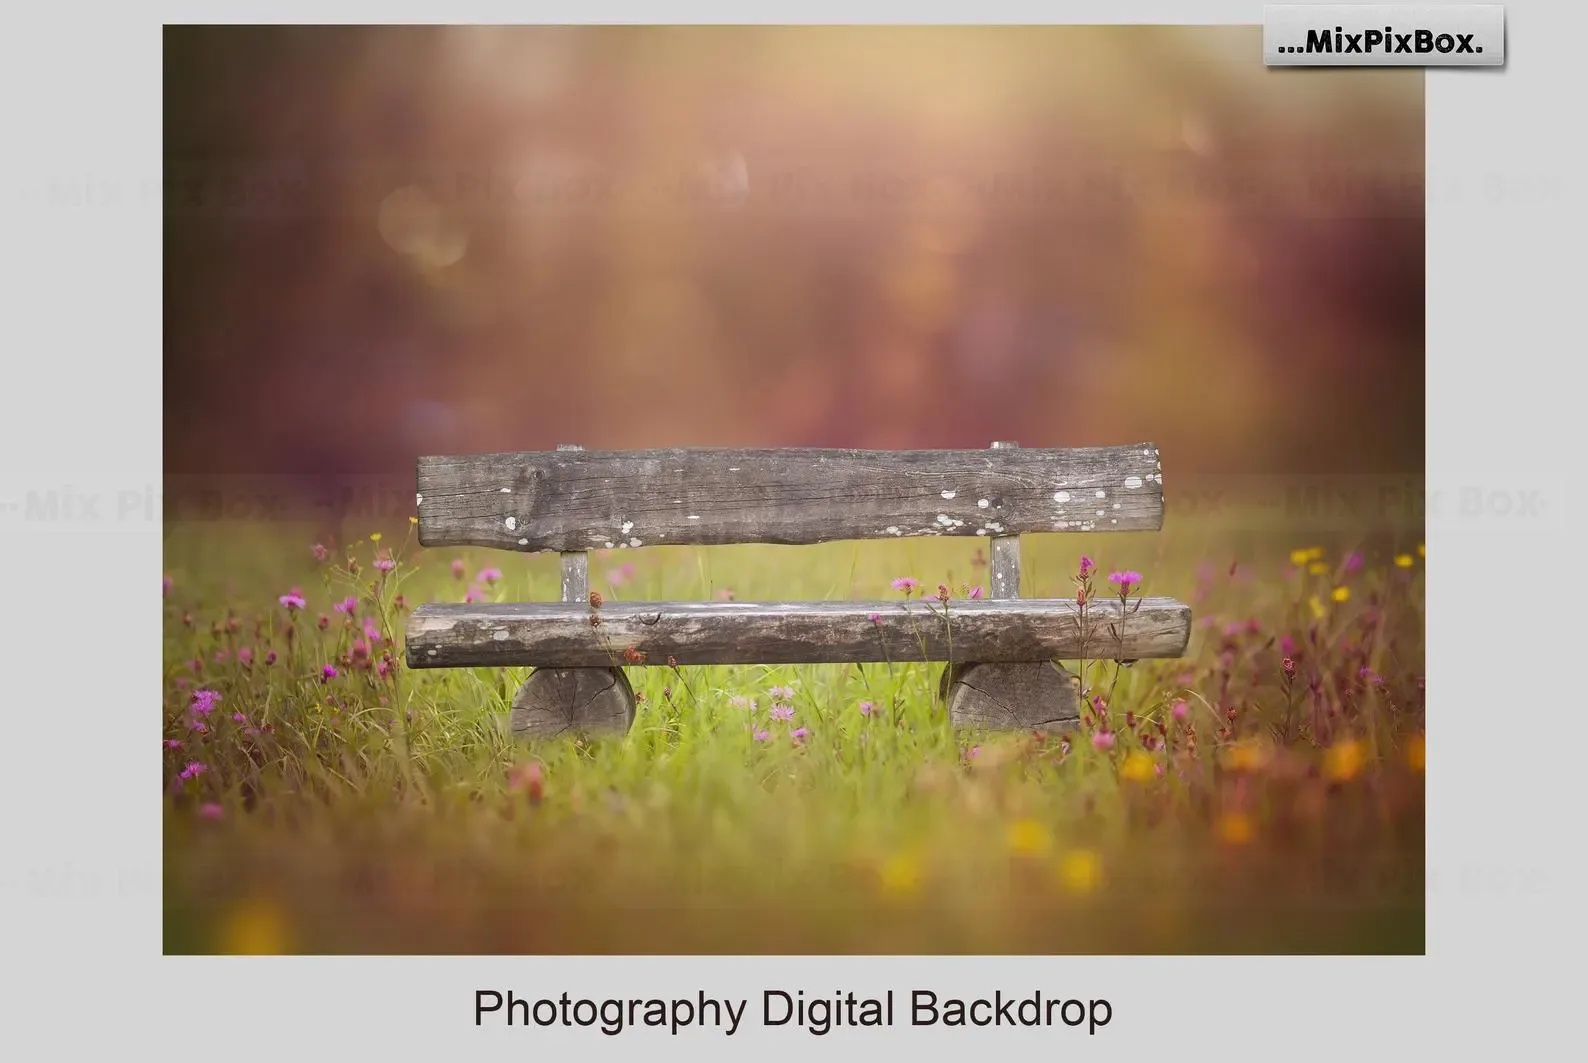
[770,705,794,722]
[968,745,980,759]
[179,761,207,780]
[236,647,252,666]
[791,727,809,741]
[374,556,397,573]
[197,803,224,820]
[463,587,483,604]
[967,585,984,599]
[859,701,874,716]
[1171,700,1189,722]
[450,559,466,580]
[232,712,246,724]
[753,730,772,742]
[164,739,182,750]
[363,617,382,642]
[1344,552,1365,573]
[321,664,339,681]
[478,567,502,584]
[891,577,919,596]
[867,612,882,624]
[1078,555,1095,578]
[311,543,329,562]
[1092,731,1116,752]
[190,689,221,716]
[333,596,358,614]
[768,685,795,700]
[264,651,277,666]
[1108,570,1143,594]
[279,591,306,611]
[728,695,755,710]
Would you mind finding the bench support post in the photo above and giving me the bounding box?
[941,441,1081,733]
[508,444,638,739]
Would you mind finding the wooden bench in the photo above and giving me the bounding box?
[405,441,1191,738]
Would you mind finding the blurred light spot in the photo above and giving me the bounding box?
[378,184,468,269]
[1055,849,1103,894]
[216,896,293,954]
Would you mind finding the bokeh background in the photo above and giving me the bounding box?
[163,25,1423,486]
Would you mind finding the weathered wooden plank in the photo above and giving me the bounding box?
[943,661,1080,732]
[554,444,589,603]
[510,666,635,738]
[405,597,1191,669]
[987,440,1023,599]
[416,443,1165,552]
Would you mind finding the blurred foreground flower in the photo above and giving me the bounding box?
[217,897,292,954]
[509,761,545,803]
[878,852,921,897]
[1323,738,1365,783]
[1119,751,1155,783]
[1406,733,1425,773]
[1054,849,1103,894]
[1216,811,1255,846]
[1005,818,1052,857]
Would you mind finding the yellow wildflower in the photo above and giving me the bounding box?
[1394,554,1414,568]
[409,516,418,525]
[1006,818,1053,857]
[1221,739,1268,774]
[1307,562,1329,575]
[1216,812,1255,846]
[1323,738,1365,783]
[1417,543,1425,558]
[1290,546,1324,566]
[1331,586,1351,603]
[218,896,292,954]
[1119,751,1156,783]
[1308,596,1326,620]
[370,532,382,542]
[878,852,922,896]
[1055,849,1103,894]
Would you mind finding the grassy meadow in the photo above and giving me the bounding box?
[162,508,1425,954]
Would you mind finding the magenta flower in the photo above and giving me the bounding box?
[190,689,221,716]
[1092,731,1116,752]
[232,712,246,724]
[197,803,224,820]
[791,727,809,740]
[264,651,277,666]
[770,704,794,722]
[376,659,393,679]
[968,745,980,759]
[1078,555,1095,578]
[1344,552,1365,573]
[333,596,358,615]
[752,730,772,742]
[190,719,207,733]
[1107,570,1143,594]
[164,739,183,750]
[867,612,882,624]
[1171,700,1189,722]
[478,567,502,584]
[606,568,628,588]
[450,559,467,581]
[859,700,874,716]
[967,585,984,599]
[279,591,306,611]
[321,664,339,681]
[179,761,207,780]
[363,617,382,642]
[768,685,795,700]
[891,577,919,596]
[463,587,484,603]
[374,557,397,573]
[311,543,329,562]
[237,647,253,666]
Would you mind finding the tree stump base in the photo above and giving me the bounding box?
[940,661,1081,732]
[509,667,636,739]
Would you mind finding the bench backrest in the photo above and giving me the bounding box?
[415,441,1165,554]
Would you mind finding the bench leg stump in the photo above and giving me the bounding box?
[509,666,636,739]
[940,661,1081,733]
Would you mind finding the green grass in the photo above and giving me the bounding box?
[162,516,1425,954]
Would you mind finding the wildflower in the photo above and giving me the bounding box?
[374,556,397,573]
[622,647,646,663]
[162,574,173,597]
[316,614,330,631]
[1108,570,1142,594]
[1091,730,1115,752]
[1282,657,1296,679]
[1120,751,1155,783]
[1216,812,1255,846]
[1394,553,1415,568]
[967,745,979,759]
[1171,700,1189,722]
[1006,819,1052,857]
[752,730,772,743]
[279,591,306,611]
[1222,739,1268,773]
[164,739,183,750]
[179,761,207,780]
[311,544,328,562]
[891,577,918,596]
[508,761,545,803]
[859,700,874,716]
[1078,555,1095,578]
[867,612,882,624]
[1289,546,1324,566]
[967,585,984,599]
[190,719,207,733]
[320,664,339,681]
[1307,562,1329,576]
[1280,634,1296,655]
[1331,586,1351,603]
[218,897,292,955]
[376,659,392,679]
[197,802,224,820]
[1323,738,1365,783]
[363,618,382,642]
[369,532,382,543]
[878,853,921,896]
[1343,552,1365,573]
[1308,596,1326,620]
[716,588,736,601]
[791,727,809,741]
[770,705,794,722]
[190,689,221,716]
[450,559,466,580]
[232,712,246,724]
[1055,849,1102,894]
[463,587,483,604]
[728,695,753,710]
[1417,543,1425,558]
[333,596,358,615]
[936,583,950,602]
[478,567,502,584]
[264,651,277,666]
[1359,667,1383,686]
[237,647,253,666]
[1076,588,1086,607]
[768,685,795,700]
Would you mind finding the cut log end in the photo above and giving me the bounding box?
[940,660,1081,733]
[509,667,636,739]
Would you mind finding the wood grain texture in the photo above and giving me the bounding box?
[987,441,1023,599]
[554,445,590,603]
[405,597,1191,669]
[941,661,1081,731]
[416,443,1165,552]
[509,666,636,738]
